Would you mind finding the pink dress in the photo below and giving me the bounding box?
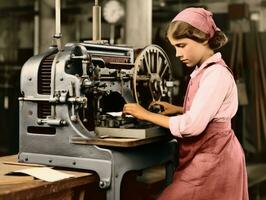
[158,53,249,200]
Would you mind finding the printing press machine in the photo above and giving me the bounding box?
[18,1,178,200]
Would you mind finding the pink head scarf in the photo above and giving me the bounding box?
[172,7,220,38]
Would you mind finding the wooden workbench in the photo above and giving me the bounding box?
[0,155,105,200]
[0,155,166,200]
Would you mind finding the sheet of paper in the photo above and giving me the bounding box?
[9,167,75,182]
[107,111,133,118]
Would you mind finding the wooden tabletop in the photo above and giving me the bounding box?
[0,155,100,200]
[71,135,173,147]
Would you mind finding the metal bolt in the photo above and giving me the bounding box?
[37,119,43,125]
[71,115,77,122]
[99,181,108,188]
[60,120,67,125]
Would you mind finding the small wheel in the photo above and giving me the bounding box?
[132,45,172,108]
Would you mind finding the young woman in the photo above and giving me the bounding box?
[123,7,249,200]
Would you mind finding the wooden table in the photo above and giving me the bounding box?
[0,155,105,200]
[0,155,167,200]
[71,135,172,147]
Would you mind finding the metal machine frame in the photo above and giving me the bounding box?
[19,43,178,200]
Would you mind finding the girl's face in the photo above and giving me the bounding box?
[168,36,212,67]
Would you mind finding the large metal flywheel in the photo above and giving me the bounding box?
[132,45,172,108]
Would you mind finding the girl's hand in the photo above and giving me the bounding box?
[123,103,150,120]
[123,103,171,128]
[149,101,184,115]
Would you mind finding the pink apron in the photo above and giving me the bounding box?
[158,62,249,200]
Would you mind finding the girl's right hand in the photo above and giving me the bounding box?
[149,101,184,115]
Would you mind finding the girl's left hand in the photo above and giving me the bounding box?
[123,103,150,120]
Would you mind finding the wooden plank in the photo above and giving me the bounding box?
[3,161,46,167]
[70,135,172,147]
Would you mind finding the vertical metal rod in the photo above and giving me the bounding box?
[110,24,115,44]
[34,0,39,55]
[3,65,9,110]
[4,95,9,110]
[92,0,101,41]
[54,0,62,50]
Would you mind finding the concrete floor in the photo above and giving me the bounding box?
[248,164,266,200]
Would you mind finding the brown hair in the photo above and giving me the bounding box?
[167,21,228,50]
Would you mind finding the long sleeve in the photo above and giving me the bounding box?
[169,65,238,138]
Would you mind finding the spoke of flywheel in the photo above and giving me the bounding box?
[155,50,159,74]
[148,51,152,72]
[151,51,155,73]
[157,54,162,75]
[144,53,151,74]
[160,60,169,77]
